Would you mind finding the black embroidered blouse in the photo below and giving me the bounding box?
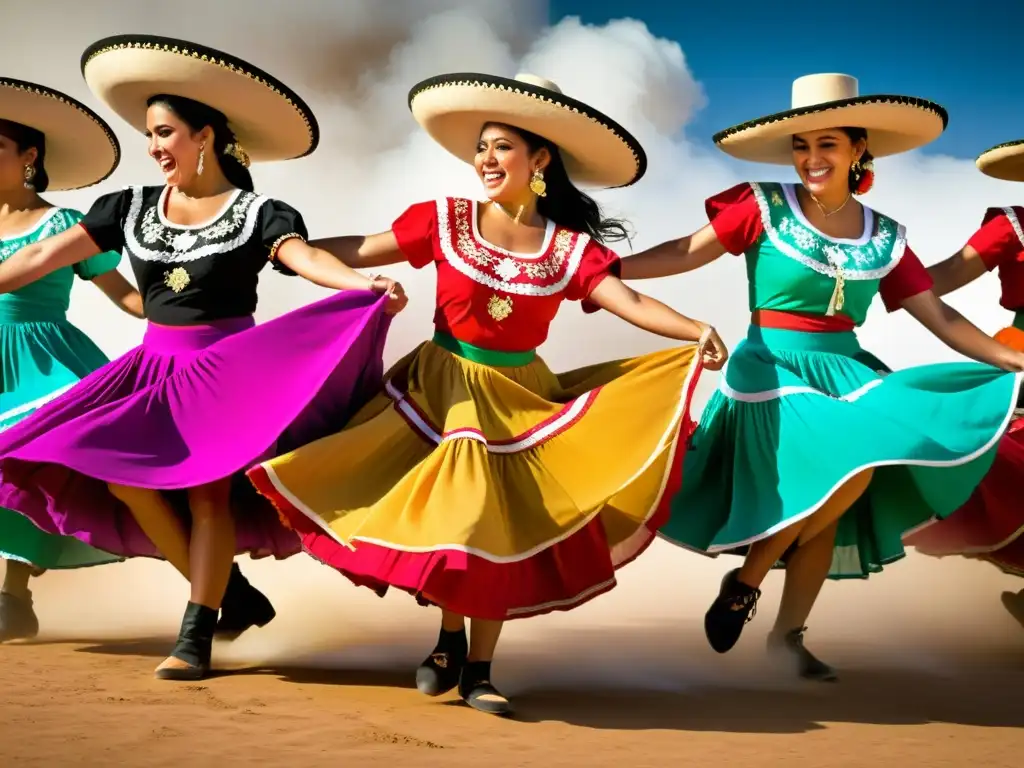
[80,185,305,325]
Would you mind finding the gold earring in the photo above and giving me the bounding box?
[22,164,36,190]
[197,142,206,175]
[529,168,547,197]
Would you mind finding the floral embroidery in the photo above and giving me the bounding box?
[487,294,513,321]
[163,266,190,292]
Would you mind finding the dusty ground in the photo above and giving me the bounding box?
[1,545,1022,767]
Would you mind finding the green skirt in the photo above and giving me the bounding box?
[0,310,123,569]
[660,325,1022,578]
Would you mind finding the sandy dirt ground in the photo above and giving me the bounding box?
[1,543,1022,767]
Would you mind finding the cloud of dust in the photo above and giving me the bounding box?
[5,1,1024,692]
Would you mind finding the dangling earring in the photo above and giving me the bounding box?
[529,168,547,197]
[851,157,874,195]
[22,164,36,190]
[197,142,206,176]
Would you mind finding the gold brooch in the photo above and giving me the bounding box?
[771,190,784,207]
[163,267,190,293]
[487,294,513,322]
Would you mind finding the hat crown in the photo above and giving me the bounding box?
[514,73,562,94]
[791,73,858,109]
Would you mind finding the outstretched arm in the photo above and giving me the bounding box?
[928,245,988,298]
[91,270,145,318]
[902,290,1024,371]
[308,231,408,269]
[0,226,100,294]
[276,238,409,314]
[587,276,728,369]
[618,223,729,280]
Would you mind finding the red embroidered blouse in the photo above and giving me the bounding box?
[966,206,1024,310]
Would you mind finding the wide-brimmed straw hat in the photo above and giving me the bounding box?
[408,72,646,188]
[713,73,948,164]
[976,141,1024,182]
[80,34,319,163]
[0,77,120,191]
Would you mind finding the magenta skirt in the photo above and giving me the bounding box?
[0,291,390,560]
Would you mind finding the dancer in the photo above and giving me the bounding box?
[902,139,1024,626]
[247,72,728,715]
[0,76,140,641]
[0,36,406,678]
[619,74,1024,679]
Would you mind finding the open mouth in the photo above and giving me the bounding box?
[482,170,506,187]
[806,167,832,182]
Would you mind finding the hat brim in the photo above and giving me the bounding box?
[81,34,319,163]
[714,95,948,164]
[977,141,1024,182]
[408,73,646,188]
[0,77,120,191]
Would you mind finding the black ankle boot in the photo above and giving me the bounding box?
[156,602,218,681]
[767,626,837,681]
[215,563,276,641]
[459,661,512,716]
[0,591,39,643]
[704,568,761,653]
[415,627,467,696]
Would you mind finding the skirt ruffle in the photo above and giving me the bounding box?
[0,316,123,569]
[659,325,1022,579]
[904,325,1024,576]
[0,292,391,561]
[248,338,702,620]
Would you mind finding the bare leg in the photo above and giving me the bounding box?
[773,520,839,633]
[108,483,191,578]
[0,559,39,642]
[2,559,32,599]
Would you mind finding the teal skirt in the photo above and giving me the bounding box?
[0,310,123,569]
[660,325,1022,579]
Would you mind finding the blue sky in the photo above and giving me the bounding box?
[549,1,1022,160]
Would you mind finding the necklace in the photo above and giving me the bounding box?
[489,200,526,225]
[811,192,852,218]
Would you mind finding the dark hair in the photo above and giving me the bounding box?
[839,127,873,193]
[0,118,49,192]
[487,122,631,244]
[146,94,253,192]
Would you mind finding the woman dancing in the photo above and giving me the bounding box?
[247,72,728,715]
[903,139,1024,627]
[0,36,406,678]
[619,74,1024,679]
[0,76,140,641]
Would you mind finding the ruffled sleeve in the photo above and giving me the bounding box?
[391,201,438,268]
[260,199,309,277]
[570,240,621,314]
[79,189,130,255]
[966,208,1024,271]
[704,183,764,255]
[879,245,934,311]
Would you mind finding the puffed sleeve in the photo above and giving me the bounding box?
[879,246,934,312]
[260,199,309,277]
[79,189,130,255]
[569,240,621,313]
[966,208,1024,271]
[705,183,764,255]
[391,201,438,268]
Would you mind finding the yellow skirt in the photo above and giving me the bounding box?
[248,337,702,619]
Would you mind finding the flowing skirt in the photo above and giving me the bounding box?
[0,292,390,560]
[248,334,703,620]
[0,305,121,569]
[659,325,1022,578]
[904,325,1024,576]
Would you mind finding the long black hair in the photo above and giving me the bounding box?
[147,94,253,192]
[0,118,49,192]
[489,122,631,244]
[839,127,873,193]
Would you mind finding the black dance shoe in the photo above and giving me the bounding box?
[0,591,39,642]
[704,568,761,653]
[215,563,276,641]
[458,661,512,716]
[155,601,218,681]
[767,626,837,681]
[415,627,467,696]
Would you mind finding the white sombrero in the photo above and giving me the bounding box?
[714,73,948,164]
[408,72,646,188]
[977,141,1024,182]
[81,34,318,163]
[0,77,120,191]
